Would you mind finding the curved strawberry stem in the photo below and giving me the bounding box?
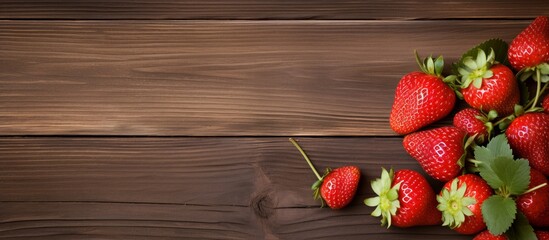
[528,69,542,111]
[289,138,322,180]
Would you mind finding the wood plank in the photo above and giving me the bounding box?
[0,0,547,20]
[0,20,529,136]
[0,137,468,239]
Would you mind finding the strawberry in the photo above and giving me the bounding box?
[289,138,360,209]
[506,113,549,176]
[403,126,473,182]
[437,174,493,234]
[537,231,549,240]
[473,230,508,240]
[458,49,520,116]
[364,168,441,227]
[516,168,549,227]
[508,16,549,72]
[453,108,495,143]
[390,52,456,135]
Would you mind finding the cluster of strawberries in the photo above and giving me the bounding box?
[290,16,549,240]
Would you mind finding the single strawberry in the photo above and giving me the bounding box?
[537,231,549,240]
[453,108,496,143]
[516,168,549,227]
[473,230,508,240]
[364,168,441,227]
[508,16,549,72]
[390,52,456,135]
[437,174,493,234]
[506,113,549,176]
[289,138,360,209]
[403,126,474,182]
[458,49,520,116]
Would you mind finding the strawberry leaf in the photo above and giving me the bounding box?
[486,134,513,158]
[491,157,530,195]
[482,195,516,235]
[452,39,509,75]
[505,212,536,240]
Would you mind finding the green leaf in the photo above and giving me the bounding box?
[482,195,517,235]
[491,158,530,195]
[505,212,537,240]
[453,39,509,75]
[486,134,513,159]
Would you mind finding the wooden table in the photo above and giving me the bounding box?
[1,1,547,239]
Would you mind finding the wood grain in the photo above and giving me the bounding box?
[0,137,468,239]
[0,20,530,136]
[0,0,547,20]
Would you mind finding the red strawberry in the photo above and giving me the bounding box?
[365,168,441,227]
[319,166,361,209]
[537,231,549,240]
[458,48,520,116]
[437,174,493,234]
[543,94,549,113]
[506,113,549,176]
[453,108,495,143]
[289,138,360,209]
[390,53,456,135]
[508,16,549,71]
[403,126,472,182]
[516,168,549,227]
[473,230,508,240]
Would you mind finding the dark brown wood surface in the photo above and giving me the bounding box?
[0,20,530,136]
[0,0,548,20]
[0,2,546,239]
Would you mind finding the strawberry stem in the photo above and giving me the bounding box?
[289,138,322,180]
[528,68,542,111]
[523,182,548,195]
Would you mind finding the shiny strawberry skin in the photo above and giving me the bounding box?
[506,113,549,176]
[473,230,508,240]
[453,108,489,141]
[537,231,549,240]
[516,168,549,227]
[442,174,493,234]
[403,126,467,182]
[391,170,441,227]
[508,16,549,71]
[320,166,360,209]
[461,64,519,116]
[390,72,456,135]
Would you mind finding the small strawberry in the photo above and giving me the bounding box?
[453,108,496,143]
[289,138,360,209]
[537,231,549,240]
[403,126,474,182]
[508,16,549,72]
[458,49,520,116]
[364,168,441,227]
[473,230,508,240]
[506,113,549,176]
[437,174,493,234]
[516,168,549,227]
[390,52,456,135]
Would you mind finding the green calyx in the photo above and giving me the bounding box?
[364,168,401,228]
[458,48,496,89]
[311,168,331,207]
[474,110,497,143]
[415,50,445,77]
[437,179,477,229]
